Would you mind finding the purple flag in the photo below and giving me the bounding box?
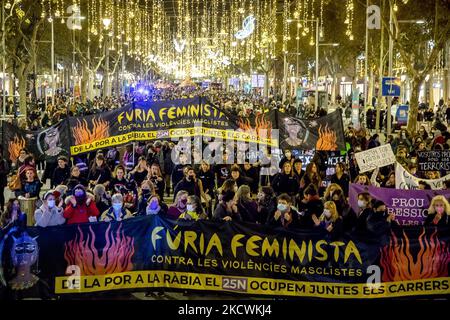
[349,183,450,226]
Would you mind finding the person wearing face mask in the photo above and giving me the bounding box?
[279,149,294,169]
[0,198,27,230]
[312,201,343,240]
[167,190,189,220]
[351,192,374,235]
[424,195,450,227]
[256,186,277,225]
[268,194,300,230]
[146,195,168,216]
[34,190,65,227]
[101,193,134,222]
[178,196,207,221]
[63,184,100,225]
[367,201,398,237]
[173,166,201,200]
[213,191,241,222]
[136,181,156,216]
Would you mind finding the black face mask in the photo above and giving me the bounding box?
[377,210,388,217]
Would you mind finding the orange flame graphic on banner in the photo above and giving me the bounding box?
[8,135,26,162]
[64,224,135,276]
[316,124,337,151]
[237,114,272,137]
[380,229,449,282]
[72,118,109,146]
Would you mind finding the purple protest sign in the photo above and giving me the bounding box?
[349,183,450,226]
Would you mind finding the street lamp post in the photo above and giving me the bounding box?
[50,17,55,106]
[2,1,7,117]
[315,18,319,111]
[102,18,111,98]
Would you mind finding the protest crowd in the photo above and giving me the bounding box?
[1,87,450,235]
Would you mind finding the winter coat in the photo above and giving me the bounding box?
[63,195,100,225]
[34,204,66,227]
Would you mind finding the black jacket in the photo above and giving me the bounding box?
[424,211,449,227]
[173,178,200,199]
[198,169,215,195]
[352,208,375,235]
[52,166,71,186]
[242,166,260,194]
[0,159,9,187]
[330,173,350,197]
[237,199,258,223]
[171,164,186,188]
[271,173,299,196]
[297,199,324,229]
[88,166,112,185]
[213,203,242,222]
[268,208,302,230]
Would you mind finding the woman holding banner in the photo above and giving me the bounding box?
[424,195,450,227]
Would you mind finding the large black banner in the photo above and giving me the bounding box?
[278,110,346,151]
[1,121,70,163]
[417,150,450,172]
[1,216,448,298]
[2,99,348,160]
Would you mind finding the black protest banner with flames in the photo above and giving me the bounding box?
[0,215,448,299]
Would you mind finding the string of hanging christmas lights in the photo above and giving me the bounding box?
[29,0,354,79]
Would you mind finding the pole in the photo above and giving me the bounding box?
[51,18,55,106]
[364,0,369,110]
[387,5,393,135]
[283,52,287,102]
[121,44,125,95]
[72,29,75,97]
[315,18,319,111]
[2,2,6,117]
[296,24,299,92]
[105,37,110,97]
[376,0,385,133]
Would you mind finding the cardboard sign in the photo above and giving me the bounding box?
[354,144,396,173]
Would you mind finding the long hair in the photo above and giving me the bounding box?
[324,183,343,201]
[93,184,106,203]
[427,195,450,215]
[236,185,252,203]
[0,198,21,227]
[354,174,371,186]
[113,165,126,179]
[187,195,204,216]
[174,190,189,207]
[320,201,339,222]
[150,163,163,178]
[219,179,237,194]
[282,161,294,177]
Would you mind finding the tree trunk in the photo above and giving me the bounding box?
[18,74,27,116]
[81,65,88,103]
[407,77,422,133]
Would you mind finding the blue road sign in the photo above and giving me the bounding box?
[382,77,401,96]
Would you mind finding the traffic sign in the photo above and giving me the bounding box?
[382,77,401,96]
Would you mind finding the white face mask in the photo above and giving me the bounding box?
[47,200,55,208]
[187,204,195,212]
[323,209,332,218]
[112,203,123,211]
[358,200,366,209]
